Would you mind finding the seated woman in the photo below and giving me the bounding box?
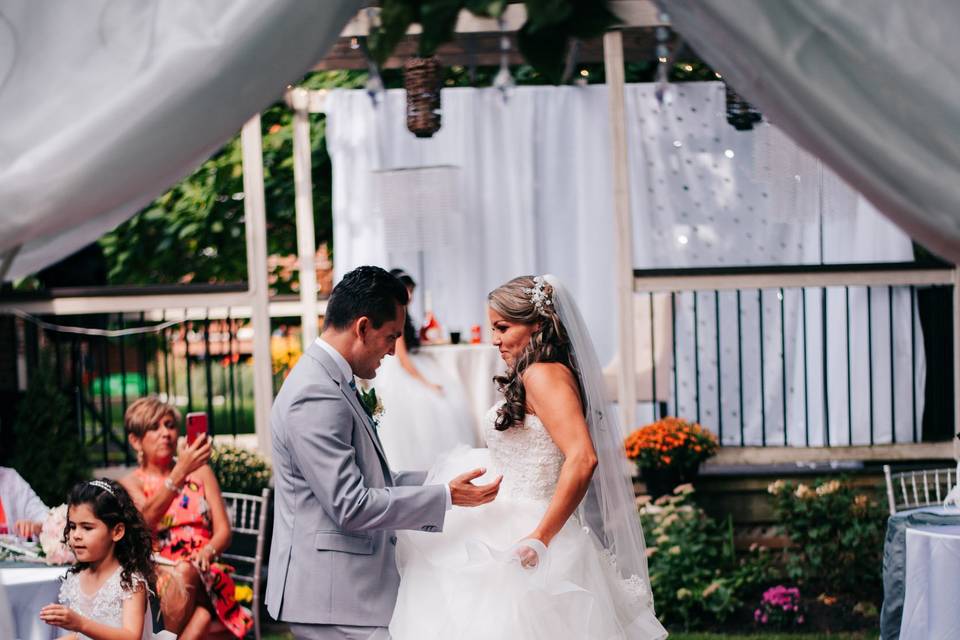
[374,269,478,470]
[118,397,252,640]
[0,466,49,538]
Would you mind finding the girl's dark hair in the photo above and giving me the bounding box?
[63,479,157,594]
[389,268,420,350]
[488,276,584,430]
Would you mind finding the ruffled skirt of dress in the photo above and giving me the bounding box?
[389,448,668,640]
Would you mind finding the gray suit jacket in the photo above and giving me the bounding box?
[265,342,447,626]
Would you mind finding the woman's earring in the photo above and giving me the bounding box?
[136,448,144,466]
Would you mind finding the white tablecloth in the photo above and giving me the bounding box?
[900,524,960,640]
[0,565,65,640]
[417,344,505,442]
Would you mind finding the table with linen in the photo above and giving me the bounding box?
[0,561,66,640]
[880,505,960,640]
[417,344,505,443]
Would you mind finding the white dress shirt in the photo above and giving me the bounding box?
[315,338,452,510]
[0,467,49,526]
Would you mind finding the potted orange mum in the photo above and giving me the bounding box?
[624,417,719,498]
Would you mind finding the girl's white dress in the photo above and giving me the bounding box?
[375,352,478,470]
[388,405,668,639]
[58,567,174,640]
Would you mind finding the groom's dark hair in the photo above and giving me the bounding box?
[324,266,409,330]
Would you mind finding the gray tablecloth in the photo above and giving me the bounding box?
[0,562,66,640]
[880,506,960,639]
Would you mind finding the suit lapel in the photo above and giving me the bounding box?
[307,343,392,475]
[340,382,391,469]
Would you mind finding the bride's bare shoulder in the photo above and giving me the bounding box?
[521,362,577,398]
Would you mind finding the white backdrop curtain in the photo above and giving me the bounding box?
[326,83,922,445]
[659,0,960,265]
[0,0,361,281]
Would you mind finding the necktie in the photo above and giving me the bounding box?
[349,380,374,420]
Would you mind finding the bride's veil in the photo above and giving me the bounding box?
[544,275,654,608]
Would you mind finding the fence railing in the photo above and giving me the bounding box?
[1,285,326,467]
[626,262,958,449]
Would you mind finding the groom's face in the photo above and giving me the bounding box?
[353,303,405,379]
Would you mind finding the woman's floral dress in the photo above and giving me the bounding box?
[136,469,253,638]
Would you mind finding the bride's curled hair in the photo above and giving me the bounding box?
[489,276,583,430]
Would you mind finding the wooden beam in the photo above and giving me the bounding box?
[289,88,320,347]
[337,2,663,38]
[314,28,659,71]
[708,441,956,466]
[604,29,638,432]
[241,114,275,459]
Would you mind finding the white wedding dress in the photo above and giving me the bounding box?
[375,353,478,470]
[389,404,668,639]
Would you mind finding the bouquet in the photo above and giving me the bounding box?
[39,504,75,565]
[624,417,718,471]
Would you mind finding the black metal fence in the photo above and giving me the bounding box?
[0,285,282,467]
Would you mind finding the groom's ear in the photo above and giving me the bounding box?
[355,316,370,340]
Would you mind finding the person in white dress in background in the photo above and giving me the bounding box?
[39,479,173,640]
[389,275,667,640]
[372,268,477,471]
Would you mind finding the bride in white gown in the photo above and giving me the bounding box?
[389,275,667,639]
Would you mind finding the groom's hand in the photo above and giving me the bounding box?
[449,468,502,507]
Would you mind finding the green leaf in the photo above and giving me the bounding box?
[524,0,573,28]
[464,0,505,18]
[566,1,620,39]
[368,0,418,66]
[419,0,462,56]
[516,21,568,84]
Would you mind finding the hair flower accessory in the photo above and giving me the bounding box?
[524,276,553,316]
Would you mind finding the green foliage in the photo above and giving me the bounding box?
[369,1,619,82]
[767,478,886,601]
[210,443,272,495]
[11,353,91,506]
[99,70,367,290]
[639,486,774,631]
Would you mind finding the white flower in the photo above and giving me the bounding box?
[39,504,75,565]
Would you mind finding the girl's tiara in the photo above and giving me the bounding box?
[88,479,115,496]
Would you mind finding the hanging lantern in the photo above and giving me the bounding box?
[404,55,443,138]
[725,83,763,131]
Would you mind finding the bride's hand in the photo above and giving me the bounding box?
[513,536,548,569]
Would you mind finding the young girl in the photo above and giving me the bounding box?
[39,479,174,640]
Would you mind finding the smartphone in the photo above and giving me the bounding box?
[185,412,208,445]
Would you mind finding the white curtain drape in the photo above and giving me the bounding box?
[659,0,960,264]
[326,83,921,445]
[0,0,361,281]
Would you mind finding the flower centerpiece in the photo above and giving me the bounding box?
[39,504,76,565]
[624,417,718,498]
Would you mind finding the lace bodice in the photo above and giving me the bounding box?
[484,405,565,502]
[59,568,144,640]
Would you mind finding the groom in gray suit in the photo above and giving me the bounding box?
[266,266,501,640]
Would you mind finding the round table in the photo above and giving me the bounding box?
[0,563,65,640]
[417,344,505,442]
[899,524,960,640]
